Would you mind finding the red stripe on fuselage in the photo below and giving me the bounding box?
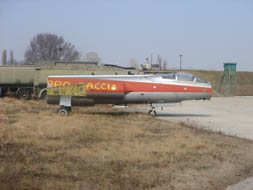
[47,77,212,93]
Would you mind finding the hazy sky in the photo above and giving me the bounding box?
[0,0,252,71]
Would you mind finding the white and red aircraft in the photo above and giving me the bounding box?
[47,72,212,115]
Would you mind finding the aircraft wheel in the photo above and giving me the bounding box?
[148,110,157,116]
[57,107,69,116]
[66,107,72,112]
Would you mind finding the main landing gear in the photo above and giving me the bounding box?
[148,106,157,116]
[57,106,72,116]
[56,96,72,116]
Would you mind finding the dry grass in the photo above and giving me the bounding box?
[0,98,253,190]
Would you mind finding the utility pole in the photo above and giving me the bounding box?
[179,54,182,71]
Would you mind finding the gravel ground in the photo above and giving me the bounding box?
[151,96,253,140]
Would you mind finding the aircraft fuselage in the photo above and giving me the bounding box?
[47,73,212,106]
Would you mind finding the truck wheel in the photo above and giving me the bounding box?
[17,89,31,100]
[0,88,7,97]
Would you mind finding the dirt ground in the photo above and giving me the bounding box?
[0,98,253,190]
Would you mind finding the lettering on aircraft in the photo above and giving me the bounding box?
[48,80,117,91]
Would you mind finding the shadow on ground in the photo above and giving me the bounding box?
[157,113,211,117]
[81,111,137,116]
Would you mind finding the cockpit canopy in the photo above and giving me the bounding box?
[162,72,209,84]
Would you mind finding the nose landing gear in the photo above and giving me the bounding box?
[148,106,157,116]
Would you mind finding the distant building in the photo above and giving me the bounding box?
[141,63,160,70]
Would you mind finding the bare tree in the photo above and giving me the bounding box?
[85,52,101,64]
[2,49,7,65]
[24,33,80,64]
[10,50,14,65]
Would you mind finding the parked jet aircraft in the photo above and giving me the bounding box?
[47,72,212,115]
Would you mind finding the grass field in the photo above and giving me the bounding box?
[0,98,253,190]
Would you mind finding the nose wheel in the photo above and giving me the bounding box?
[148,107,157,116]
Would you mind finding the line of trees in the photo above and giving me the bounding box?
[1,33,101,65]
[1,49,17,65]
[2,32,168,69]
